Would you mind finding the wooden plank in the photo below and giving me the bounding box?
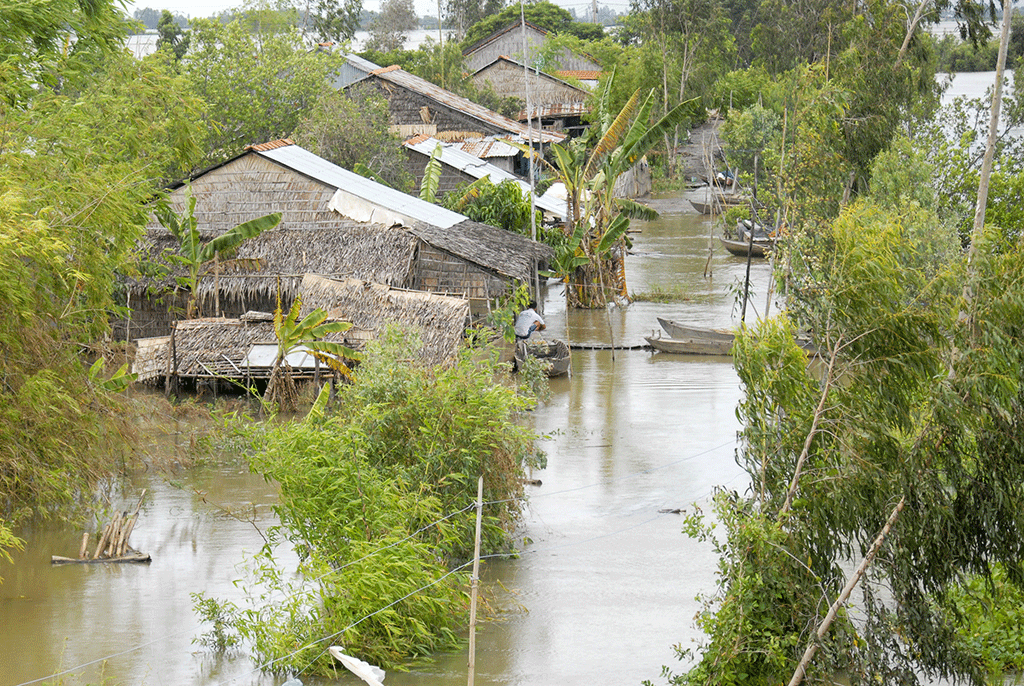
[52,553,151,565]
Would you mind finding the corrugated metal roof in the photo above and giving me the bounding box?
[405,137,566,220]
[455,137,519,159]
[257,143,465,229]
[367,66,565,144]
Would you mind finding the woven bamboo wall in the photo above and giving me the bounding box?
[408,243,504,299]
[470,61,587,104]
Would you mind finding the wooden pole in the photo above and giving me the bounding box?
[786,496,906,686]
[79,532,90,560]
[467,476,484,686]
[93,521,113,560]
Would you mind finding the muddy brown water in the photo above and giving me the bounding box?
[1,196,775,686]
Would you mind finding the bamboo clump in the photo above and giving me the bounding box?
[88,490,147,560]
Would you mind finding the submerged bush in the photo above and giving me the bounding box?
[197,327,541,673]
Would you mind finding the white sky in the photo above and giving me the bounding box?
[123,0,630,21]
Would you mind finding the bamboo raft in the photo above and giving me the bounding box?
[52,490,151,565]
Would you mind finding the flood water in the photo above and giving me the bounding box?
[0,199,773,686]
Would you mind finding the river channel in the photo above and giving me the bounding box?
[1,198,770,686]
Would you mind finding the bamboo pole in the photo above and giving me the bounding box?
[786,496,906,686]
[105,512,124,558]
[92,521,113,560]
[79,532,90,560]
[467,477,484,686]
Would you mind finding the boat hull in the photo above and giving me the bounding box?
[514,339,571,377]
[720,236,773,257]
[657,318,734,344]
[644,335,733,356]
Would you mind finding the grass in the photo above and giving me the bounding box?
[631,284,695,303]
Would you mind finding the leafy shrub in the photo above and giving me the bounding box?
[197,327,541,672]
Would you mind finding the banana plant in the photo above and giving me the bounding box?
[524,75,698,307]
[264,295,362,412]
[155,187,282,318]
[418,143,443,203]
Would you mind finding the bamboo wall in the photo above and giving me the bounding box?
[370,81,503,137]
[465,28,602,73]
[409,242,505,300]
[470,61,588,105]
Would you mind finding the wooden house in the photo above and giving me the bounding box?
[462,18,603,74]
[470,56,591,136]
[345,64,565,144]
[120,140,553,340]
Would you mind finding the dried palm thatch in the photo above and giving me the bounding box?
[299,274,470,367]
[133,315,360,384]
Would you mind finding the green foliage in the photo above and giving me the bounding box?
[292,85,413,192]
[199,328,539,672]
[0,26,203,536]
[934,33,1001,72]
[156,190,282,317]
[676,192,1024,685]
[461,1,603,49]
[440,177,540,236]
[181,17,343,164]
[947,565,1024,674]
[419,143,443,203]
[156,9,190,60]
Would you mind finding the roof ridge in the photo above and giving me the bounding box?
[246,138,294,152]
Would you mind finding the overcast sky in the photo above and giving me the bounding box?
[123,0,629,21]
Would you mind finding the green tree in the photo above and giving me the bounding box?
[263,296,359,411]
[670,143,1024,685]
[0,31,204,557]
[537,80,696,307]
[180,16,343,164]
[154,190,282,318]
[292,85,414,192]
[156,9,190,60]
[365,0,418,51]
[460,1,602,48]
[196,327,540,672]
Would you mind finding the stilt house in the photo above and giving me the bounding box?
[121,140,552,340]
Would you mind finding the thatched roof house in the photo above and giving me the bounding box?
[470,56,591,135]
[121,140,552,340]
[345,64,565,144]
[133,274,471,384]
[462,18,603,73]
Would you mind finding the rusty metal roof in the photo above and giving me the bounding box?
[366,66,565,145]
[518,102,590,121]
[404,136,566,220]
[454,137,520,159]
[555,70,603,82]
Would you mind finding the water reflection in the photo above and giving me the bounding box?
[0,199,767,686]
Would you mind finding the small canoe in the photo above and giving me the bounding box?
[645,335,733,356]
[657,318,734,344]
[514,339,571,377]
[689,195,749,215]
[720,235,773,257]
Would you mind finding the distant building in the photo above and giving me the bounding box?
[462,17,603,74]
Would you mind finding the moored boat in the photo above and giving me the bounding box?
[657,317,734,344]
[514,339,571,377]
[720,235,773,257]
[644,334,733,356]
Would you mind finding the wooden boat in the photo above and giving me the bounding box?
[657,318,734,344]
[689,194,749,215]
[720,235,773,257]
[644,334,732,356]
[514,339,571,377]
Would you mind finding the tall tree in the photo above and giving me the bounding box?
[156,9,190,60]
[365,0,419,52]
[181,17,342,165]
